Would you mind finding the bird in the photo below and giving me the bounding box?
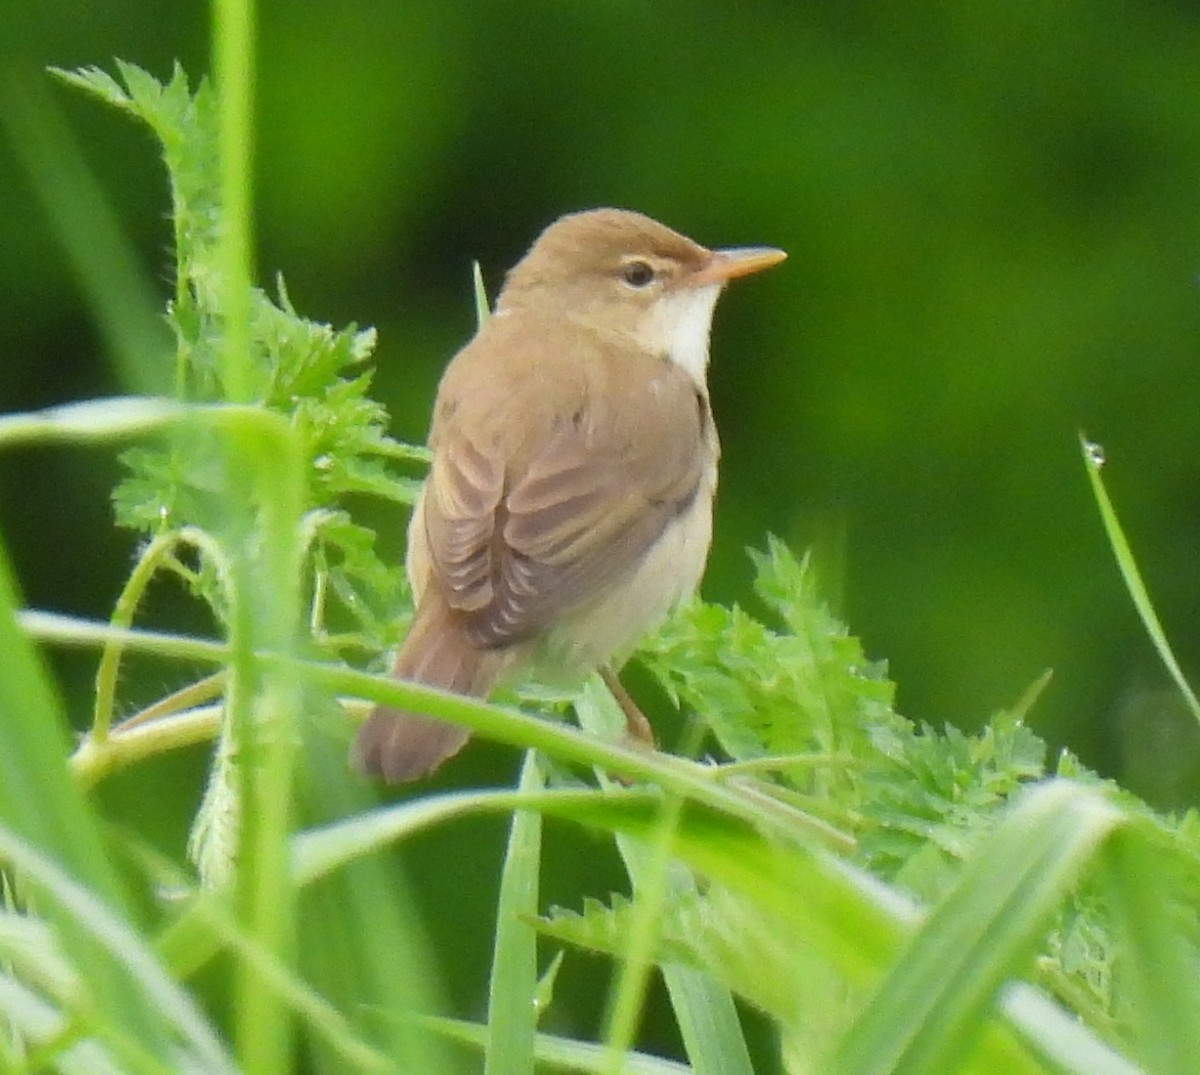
[352,208,785,782]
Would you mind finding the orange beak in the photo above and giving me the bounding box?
[689,245,787,287]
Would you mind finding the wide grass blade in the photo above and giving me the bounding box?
[209,2,306,1066]
[832,780,1124,1075]
[287,747,1142,1075]
[998,983,1141,1075]
[1103,826,1200,1075]
[0,974,130,1075]
[0,823,233,1072]
[0,541,186,1061]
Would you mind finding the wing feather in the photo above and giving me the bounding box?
[419,313,713,650]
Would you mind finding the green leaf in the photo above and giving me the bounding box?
[0,398,183,447]
[641,541,901,790]
[1080,435,1200,725]
[473,260,491,326]
[833,781,1125,1075]
[0,821,234,1071]
[0,539,188,1062]
[1103,825,1200,1075]
[485,752,545,1075]
[425,1015,692,1073]
[308,510,409,652]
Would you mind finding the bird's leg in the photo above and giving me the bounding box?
[599,666,656,749]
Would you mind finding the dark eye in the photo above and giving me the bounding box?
[621,260,655,288]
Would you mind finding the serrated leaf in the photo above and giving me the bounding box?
[537,885,818,1028]
[50,65,134,110]
[641,541,903,790]
[308,510,408,650]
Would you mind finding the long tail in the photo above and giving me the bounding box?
[351,596,502,782]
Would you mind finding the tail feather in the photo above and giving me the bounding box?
[352,597,502,783]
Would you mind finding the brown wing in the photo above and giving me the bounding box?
[420,313,711,649]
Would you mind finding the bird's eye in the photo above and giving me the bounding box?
[621,260,656,288]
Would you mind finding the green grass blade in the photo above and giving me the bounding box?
[833,780,1124,1075]
[120,839,393,1073]
[0,972,128,1074]
[485,752,545,1075]
[19,610,227,664]
[0,823,234,1072]
[999,983,1141,1075]
[292,789,645,889]
[212,0,256,405]
[658,968,753,1075]
[0,79,172,395]
[210,5,302,1062]
[18,609,843,847]
[219,420,306,1074]
[1080,434,1200,725]
[1103,825,1200,1075]
[426,1015,692,1073]
[291,767,1139,1074]
[600,793,683,1074]
[0,398,183,445]
[0,553,107,888]
[300,661,851,848]
[0,542,183,1058]
[577,680,755,1075]
[473,260,491,326]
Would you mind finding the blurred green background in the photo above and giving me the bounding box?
[3,0,1200,1055]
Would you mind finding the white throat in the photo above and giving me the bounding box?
[647,284,722,388]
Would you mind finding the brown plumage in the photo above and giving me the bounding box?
[352,208,785,782]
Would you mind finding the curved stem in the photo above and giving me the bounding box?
[92,531,185,741]
[91,526,232,742]
[73,704,222,789]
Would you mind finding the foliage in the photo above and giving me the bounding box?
[55,62,420,658]
[1,54,1199,1075]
